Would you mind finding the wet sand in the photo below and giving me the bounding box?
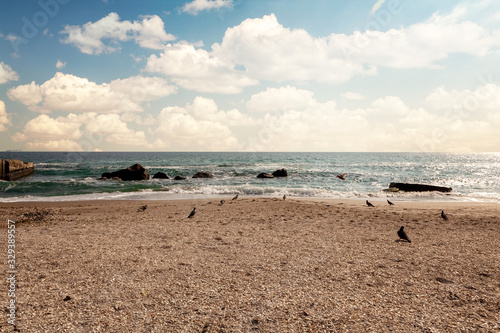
[0,198,498,332]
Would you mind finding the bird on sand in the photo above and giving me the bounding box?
[220,199,225,205]
[336,173,346,181]
[387,200,394,206]
[137,204,147,212]
[397,226,411,242]
[188,208,196,218]
[283,194,286,200]
[441,210,448,220]
[366,200,374,207]
[232,194,238,200]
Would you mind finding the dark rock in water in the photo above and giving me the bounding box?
[100,163,150,181]
[174,175,187,180]
[389,182,452,192]
[272,168,288,177]
[192,171,214,178]
[257,173,274,178]
[153,172,169,179]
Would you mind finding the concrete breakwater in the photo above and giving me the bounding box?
[0,159,34,181]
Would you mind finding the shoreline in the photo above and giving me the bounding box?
[0,197,498,331]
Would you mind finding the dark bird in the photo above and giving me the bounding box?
[387,200,394,206]
[283,194,286,200]
[366,200,374,207]
[137,204,147,212]
[232,194,238,200]
[220,199,225,205]
[188,207,196,218]
[397,226,411,242]
[441,210,448,220]
[336,173,346,180]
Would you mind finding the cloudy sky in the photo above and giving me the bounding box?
[1,0,500,152]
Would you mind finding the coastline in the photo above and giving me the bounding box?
[1,197,498,331]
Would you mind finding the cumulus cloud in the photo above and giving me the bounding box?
[329,8,500,69]
[12,113,149,150]
[8,72,177,113]
[0,62,19,84]
[246,86,317,112]
[145,42,258,93]
[146,9,500,92]
[425,84,500,113]
[12,114,82,144]
[0,100,12,131]
[243,86,500,152]
[154,97,241,150]
[181,0,233,15]
[60,12,176,55]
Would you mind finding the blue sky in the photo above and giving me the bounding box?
[1,0,500,152]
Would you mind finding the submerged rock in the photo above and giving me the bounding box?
[174,175,187,180]
[389,182,452,192]
[153,172,169,179]
[100,163,150,181]
[272,168,288,177]
[257,173,274,178]
[192,171,214,178]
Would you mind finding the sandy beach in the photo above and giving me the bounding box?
[0,197,498,332]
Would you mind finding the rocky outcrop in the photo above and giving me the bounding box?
[0,159,35,181]
[153,172,169,179]
[389,182,452,193]
[272,168,288,177]
[192,172,214,178]
[100,163,150,181]
[174,175,187,180]
[257,173,274,178]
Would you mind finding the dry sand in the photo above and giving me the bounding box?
[0,197,498,332]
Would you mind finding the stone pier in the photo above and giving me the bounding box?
[0,159,35,181]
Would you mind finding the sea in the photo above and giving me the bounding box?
[1,152,499,203]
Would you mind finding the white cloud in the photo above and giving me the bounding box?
[243,86,500,152]
[212,14,372,84]
[182,0,233,15]
[60,12,176,55]
[340,92,365,100]
[0,62,19,84]
[145,42,258,93]
[12,114,82,143]
[154,97,240,150]
[329,8,500,69]
[12,113,149,150]
[145,9,500,93]
[8,72,177,113]
[425,84,500,113]
[84,113,148,146]
[0,100,12,131]
[56,60,67,69]
[246,86,317,112]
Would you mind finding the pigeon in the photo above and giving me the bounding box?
[220,199,225,205]
[387,200,394,206]
[137,204,147,212]
[336,173,346,181]
[232,194,238,200]
[366,200,374,207]
[397,226,411,242]
[441,210,448,220]
[188,208,196,218]
[283,194,286,200]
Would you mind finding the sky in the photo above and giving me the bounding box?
[0,0,500,152]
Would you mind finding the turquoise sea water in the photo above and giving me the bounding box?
[1,152,499,202]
